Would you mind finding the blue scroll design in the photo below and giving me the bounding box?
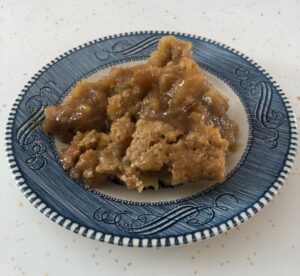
[16,81,57,170]
[94,193,238,235]
[235,67,283,148]
[95,35,160,61]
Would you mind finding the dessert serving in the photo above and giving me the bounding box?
[43,36,238,192]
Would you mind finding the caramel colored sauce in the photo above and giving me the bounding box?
[43,36,239,191]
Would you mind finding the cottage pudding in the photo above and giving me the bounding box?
[43,36,238,192]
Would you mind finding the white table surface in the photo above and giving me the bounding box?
[1,0,300,275]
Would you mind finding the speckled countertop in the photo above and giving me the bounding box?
[0,0,300,275]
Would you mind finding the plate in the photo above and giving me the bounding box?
[5,31,298,247]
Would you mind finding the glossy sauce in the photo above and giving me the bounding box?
[43,36,239,191]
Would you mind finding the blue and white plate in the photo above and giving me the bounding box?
[5,31,298,247]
